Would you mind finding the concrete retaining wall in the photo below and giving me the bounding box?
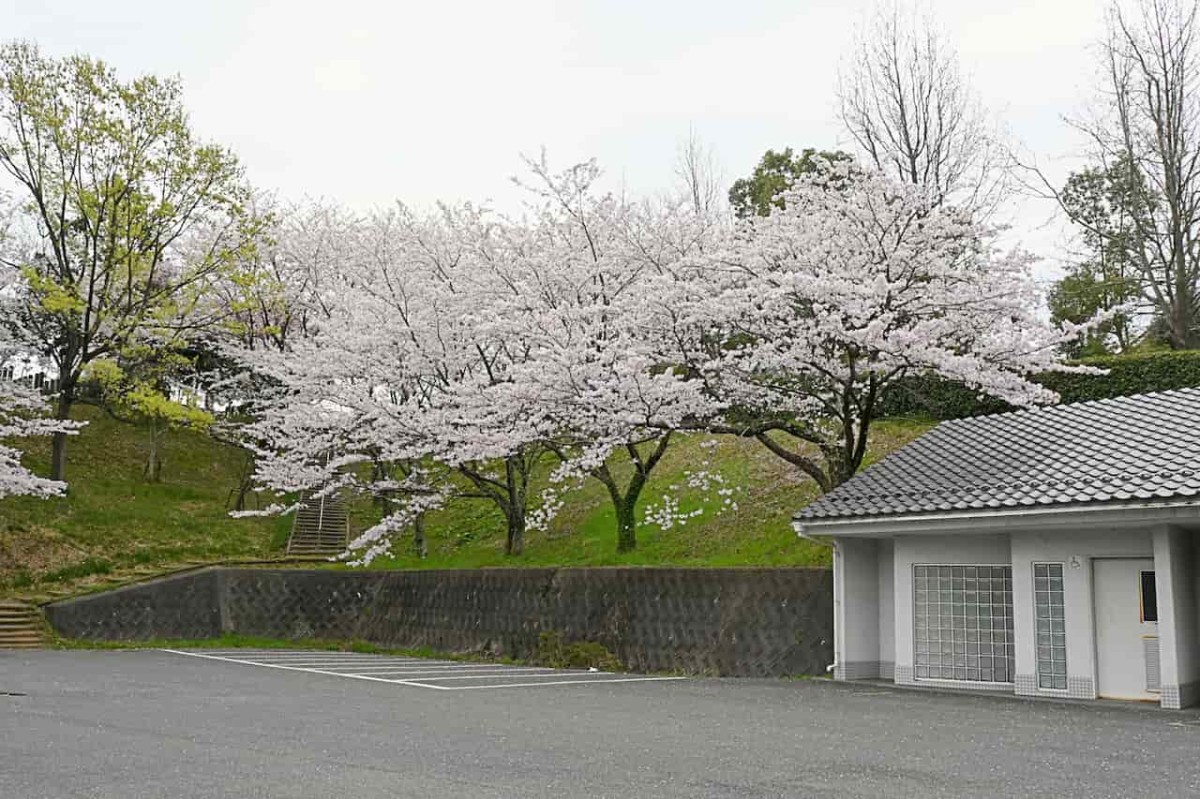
[45,566,833,677]
[45,568,223,641]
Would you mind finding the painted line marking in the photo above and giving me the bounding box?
[190,651,433,659]
[399,671,621,681]
[406,676,686,690]
[180,647,420,652]
[326,667,564,676]
[201,652,441,657]
[320,665,559,674]
[227,660,460,669]
[161,649,685,691]
[304,657,556,671]
[161,649,451,690]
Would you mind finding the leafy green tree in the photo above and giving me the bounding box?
[727,147,851,218]
[83,349,212,482]
[1050,161,1142,356]
[0,42,258,481]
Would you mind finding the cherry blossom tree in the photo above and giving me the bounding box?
[232,156,1090,563]
[210,197,356,355]
[232,159,732,561]
[231,200,550,560]
[0,345,83,498]
[645,159,1094,491]
[503,156,723,552]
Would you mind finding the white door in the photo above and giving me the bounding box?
[1094,558,1159,701]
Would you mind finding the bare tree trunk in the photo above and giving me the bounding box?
[144,423,163,482]
[505,506,525,556]
[49,381,75,482]
[1170,283,1200,348]
[838,3,1003,215]
[504,455,527,556]
[458,449,537,557]
[1034,0,1200,349]
[412,512,428,559]
[230,451,255,511]
[614,496,638,554]
[675,130,724,216]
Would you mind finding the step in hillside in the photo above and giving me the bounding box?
[0,601,44,649]
[286,494,350,556]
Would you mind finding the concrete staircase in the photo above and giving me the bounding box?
[285,492,350,557]
[0,600,44,649]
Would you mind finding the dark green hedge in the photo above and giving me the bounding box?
[879,351,1200,421]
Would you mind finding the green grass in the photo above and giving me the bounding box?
[0,404,291,597]
[2,403,934,599]
[358,418,932,571]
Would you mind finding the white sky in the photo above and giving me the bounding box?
[4,0,1109,278]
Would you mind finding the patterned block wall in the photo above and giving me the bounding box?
[44,566,835,678]
[45,569,222,641]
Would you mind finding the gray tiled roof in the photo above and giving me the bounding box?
[798,387,1200,522]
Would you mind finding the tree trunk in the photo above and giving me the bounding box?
[1169,293,1199,349]
[595,434,671,554]
[504,454,528,556]
[231,458,254,511]
[505,503,526,556]
[49,383,75,482]
[615,497,638,553]
[412,512,428,559]
[144,426,163,482]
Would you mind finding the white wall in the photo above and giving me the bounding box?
[892,534,1011,683]
[1195,535,1200,646]
[877,539,894,679]
[1154,526,1200,706]
[1010,528,1152,698]
[834,537,880,679]
[839,519,1199,705]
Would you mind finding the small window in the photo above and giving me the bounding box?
[1141,571,1158,623]
[1034,563,1067,690]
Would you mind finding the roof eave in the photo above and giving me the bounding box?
[793,497,1200,538]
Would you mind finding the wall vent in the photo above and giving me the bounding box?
[1143,636,1161,693]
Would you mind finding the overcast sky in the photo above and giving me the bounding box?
[4,0,1110,277]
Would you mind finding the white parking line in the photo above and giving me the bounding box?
[406,676,686,690]
[161,649,685,691]
[329,666,558,674]
[194,651,418,657]
[226,659,460,666]
[162,649,454,690]
[309,657,552,671]
[357,669,565,680]
[204,652,434,657]
[408,670,610,681]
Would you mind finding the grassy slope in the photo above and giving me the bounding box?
[360,418,932,571]
[1,405,933,598]
[0,404,290,597]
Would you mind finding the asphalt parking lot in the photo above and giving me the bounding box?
[3,649,1200,798]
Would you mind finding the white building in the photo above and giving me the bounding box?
[796,388,1200,709]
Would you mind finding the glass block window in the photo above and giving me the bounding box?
[913,565,1014,683]
[1034,563,1067,690]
